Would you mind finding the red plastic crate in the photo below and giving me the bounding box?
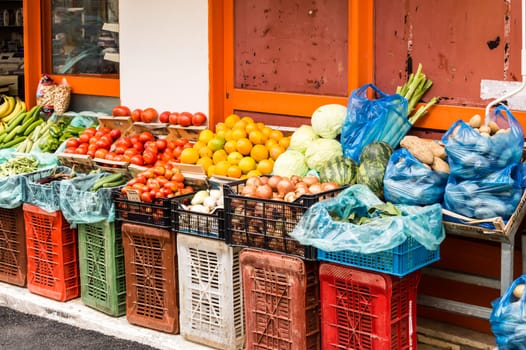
[319,263,421,350]
[121,223,179,334]
[0,206,26,286]
[23,204,79,302]
[240,248,320,350]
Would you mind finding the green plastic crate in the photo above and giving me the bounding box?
[78,221,126,317]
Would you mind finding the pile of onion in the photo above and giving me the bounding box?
[240,175,339,202]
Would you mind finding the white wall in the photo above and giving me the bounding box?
[119,1,209,114]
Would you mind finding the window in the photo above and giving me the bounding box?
[25,0,119,107]
[50,0,119,75]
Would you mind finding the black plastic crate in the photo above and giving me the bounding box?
[113,189,172,229]
[171,193,225,239]
[224,178,345,260]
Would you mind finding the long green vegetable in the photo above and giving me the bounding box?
[0,156,39,177]
[396,63,439,124]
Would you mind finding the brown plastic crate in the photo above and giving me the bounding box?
[240,248,320,350]
[121,223,179,334]
[0,206,26,286]
[23,204,79,302]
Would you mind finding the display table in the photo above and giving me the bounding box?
[418,191,526,319]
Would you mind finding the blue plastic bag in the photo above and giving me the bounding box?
[340,84,409,162]
[384,148,449,206]
[490,275,526,349]
[443,163,523,220]
[289,184,445,254]
[442,105,524,180]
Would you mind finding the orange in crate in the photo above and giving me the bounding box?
[319,263,421,350]
[121,223,179,334]
[240,248,320,350]
[0,206,27,287]
[23,204,79,302]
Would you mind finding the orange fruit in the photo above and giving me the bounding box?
[256,122,266,131]
[199,146,213,158]
[248,130,267,145]
[246,169,262,178]
[236,138,253,155]
[198,129,215,144]
[269,144,285,160]
[223,140,238,154]
[207,136,226,152]
[245,123,258,134]
[207,165,217,177]
[225,114,241,128]
[215,127,229,140]
[233,120,248,131]
[230,127,247,140]
[250,144,269,162]
[238,156,257,174]
[227,151,244,165]
[261,126,273,139]
[214,160,230,176]
[241,116,255,125]
[265,138,278,149]
[196,156,213,171]
[180,148,199,164]
[279,136,291,149]
[269,129,284,141]
[227,165,242,178]
[257,158,274,175]
[213,149,228,164]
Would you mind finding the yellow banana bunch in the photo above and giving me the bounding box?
[0,95,15,119]
[0,121,5,133]
[2,96,26,123]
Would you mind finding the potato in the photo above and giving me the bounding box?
[468,114,482,128]
[478,125,491,134]
[400,135,434,165]
[428,141,447,160]
[488,120,500,134]
[431,156,450,173]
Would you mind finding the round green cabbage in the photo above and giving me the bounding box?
[305,138,343,172]
[273,150,308,177]
[289,125,319,154]
[311,104,347,139]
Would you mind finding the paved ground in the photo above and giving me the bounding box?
[0,306,157,350]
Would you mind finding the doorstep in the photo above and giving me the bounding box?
[0,281,497,350]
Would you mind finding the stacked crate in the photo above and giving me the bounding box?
[78,221,126,317]
[0,206,26,286]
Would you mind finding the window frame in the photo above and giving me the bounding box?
[24,0,119,107]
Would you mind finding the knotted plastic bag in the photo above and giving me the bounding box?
[384,148,449,206]
[340,84,409,162]
[443,163,523,220]
[59,172,117,226]
[442,105,524,180]
[490,275,526,349]
[22,166,73,212]
[289,184,445,254]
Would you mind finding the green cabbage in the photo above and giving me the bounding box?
[305,138,343,172]
[273,150,308,177]
[289,125,319,154]
[311,104,347,139]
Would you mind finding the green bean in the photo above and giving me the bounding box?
[0,156,39,177]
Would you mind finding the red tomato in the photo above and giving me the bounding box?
[155,139,167,152]
[78,133,91,144]
[83,127,97,137]
[159,111,171,123]
[112,105,131,117]
[116,137,132,149]
[141,108,158,123]
[140,191,152,203]
[139,131,155,143]
[177,112,193,127]
[65,138,80,148]
[142,151,157,165]
[124,148,139,158]
[64,147,76,154]
[132,142,144,153]
[114,145,127,154]
[109,129,122,140]
[94,148,109,159]
[129,154,144,166]
[153,166,165,176]
[99,126,112,134]
[164,181,179,192]
[171,172,185,183]
[168,112,180,125]
[192,112,207,126]
[131,109,143,122]
[174,138,188,147]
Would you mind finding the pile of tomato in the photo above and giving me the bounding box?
[63,126,121,157]
[121,164,195,202]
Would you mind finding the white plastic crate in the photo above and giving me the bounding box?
[177,234,244,350]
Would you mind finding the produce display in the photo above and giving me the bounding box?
[0,155,39,177]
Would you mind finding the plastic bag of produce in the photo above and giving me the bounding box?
[59,172,117,226]
[443,163,523,221]
[442,105,524,180]
[384,148,449,205]
[490,275,526,349]
[289,184,445,254]
[340,84,409,162]
[22,166,73,212]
